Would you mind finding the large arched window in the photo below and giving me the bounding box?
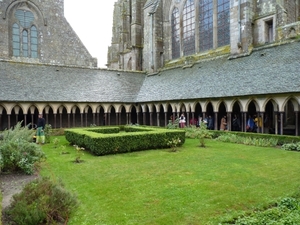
[171,7,180,59]
[183,0,195,56]
[170,0,230,60]
[12,9,38,58]
[217,0,230,47]
[199,0,213,51]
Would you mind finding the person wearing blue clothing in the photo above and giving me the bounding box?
[207,115,214,130]
[246,115,255,132]
[36,114,45,144]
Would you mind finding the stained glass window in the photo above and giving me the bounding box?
[183,0,195,56]
[12,23,20,57]
[217,0,230,47]
[171,7,180,59]
[31,26,38,58]
[199,0,213,51]
[22,30,28,57]
[13,9,38,58]
[15,10,34,28]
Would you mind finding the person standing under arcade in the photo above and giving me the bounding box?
[36,114,45,144]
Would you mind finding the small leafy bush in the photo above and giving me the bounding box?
[281,142,300,151]
[223,197,300,224]
[5,176,78,225]
[166,137,182,152]
[0,122,46,174]
[167,117,180,129]
[44,124,52,144]
[215,133,278,147]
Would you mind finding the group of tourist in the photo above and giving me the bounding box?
[166,112,273,132]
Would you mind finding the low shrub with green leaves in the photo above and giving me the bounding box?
[0,122,46,174]
[223,196,300,224]
[185,124,213,147]
[281,142,300,151]
[215,133,278,147]
[5,176,78,225]
[44,124,52,144]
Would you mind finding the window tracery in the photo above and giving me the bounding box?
[217,0,230,47]
[12,9,38,58]
[170,0,230,59]
[199,0,213,51]
[183,0,195,56]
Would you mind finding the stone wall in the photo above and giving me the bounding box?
[107,0,300,72]
[0,0,97,67]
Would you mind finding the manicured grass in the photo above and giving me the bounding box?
[40,137,300,225]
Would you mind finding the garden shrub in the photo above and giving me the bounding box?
[5,177,78,225]
[65,126,185,156]
[224,196,300,225]
[215,133,279,147]
[44,124,52,144]
[281,142,300,151]
[0,122,46,174]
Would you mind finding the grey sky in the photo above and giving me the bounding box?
[64,1,115,68]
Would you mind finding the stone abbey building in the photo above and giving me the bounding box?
[0,0,300,135]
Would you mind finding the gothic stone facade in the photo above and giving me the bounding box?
[107,0,300,72]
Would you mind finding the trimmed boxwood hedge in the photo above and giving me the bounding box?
[65,126,185,156]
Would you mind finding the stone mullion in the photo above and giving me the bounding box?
[213,0,218,49]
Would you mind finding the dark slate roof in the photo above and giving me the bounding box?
[1,41,300,104]
[136,41,300,102]
[0,62,145,103]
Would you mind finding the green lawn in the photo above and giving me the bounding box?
[40,137,300,225]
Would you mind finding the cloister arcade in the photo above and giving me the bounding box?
[0,95,299,135]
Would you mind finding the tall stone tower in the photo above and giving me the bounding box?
[0,0,97,67]
[107,0,146,71]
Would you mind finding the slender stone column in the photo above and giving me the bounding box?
[67,113,70,128]
[150,112,153,126]
[54,114,57,129]
[80,113,83,127]
[214,112,218,130]
[295,111,299,136]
